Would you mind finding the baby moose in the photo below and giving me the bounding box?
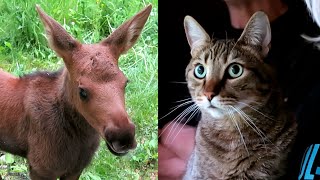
[0,4,151,180]
[183,12,297,179]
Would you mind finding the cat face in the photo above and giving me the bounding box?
[184,12,273,120]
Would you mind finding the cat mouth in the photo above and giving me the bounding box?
[207,105,223,111]
[208,105,218,109]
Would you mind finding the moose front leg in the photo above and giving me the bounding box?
[29,166,56,180]
[60,172,82,180]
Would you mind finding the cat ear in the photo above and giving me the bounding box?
[184,16,211,55]
[237,11,271,57]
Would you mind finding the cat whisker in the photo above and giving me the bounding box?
[231,38,240,54]
[226,86,263,107]
[230,106,263,136]
[164,104,198,143]
[249,101,263,107]
[237,108,269,140]
[160,104,198,141]
[169,81,188,84]
[227,106,250,156]
[173,97,193,104]
[230,106,270,148]
[237,101,275,121]
[170,106,200,144]
[159,100,194,121]
[170,99,194,110]
[232,106,281,151]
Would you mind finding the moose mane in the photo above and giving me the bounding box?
[19,68,64,81]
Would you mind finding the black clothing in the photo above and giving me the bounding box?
[159,0,320,179]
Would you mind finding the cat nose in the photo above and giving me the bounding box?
[204,91,215,101]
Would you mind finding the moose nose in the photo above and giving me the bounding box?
[104,122,136,156]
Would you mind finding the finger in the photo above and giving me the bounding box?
[161,122,196,160]
[159,142,176,160]
[158,156,187,179]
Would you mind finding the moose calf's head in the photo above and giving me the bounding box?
[36,5,152,156]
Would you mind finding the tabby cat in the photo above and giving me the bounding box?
[183,11,297,180]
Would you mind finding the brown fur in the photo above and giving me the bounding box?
[0,4,151,180]
[183,12,297,179]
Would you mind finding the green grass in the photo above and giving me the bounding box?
[0,0,158,179]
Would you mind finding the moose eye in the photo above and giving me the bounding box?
[194,64,206,79]
[79,88,88,101]
[227,63,243,78]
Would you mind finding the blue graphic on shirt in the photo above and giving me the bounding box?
[298,144,320,180]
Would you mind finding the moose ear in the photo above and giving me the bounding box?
[101,5,152,58]
[184,15,211,55]
[237,11,271,57]
[36,5,80,59]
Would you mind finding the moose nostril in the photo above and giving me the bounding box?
[112,141,126,150]
[104,128,136,150]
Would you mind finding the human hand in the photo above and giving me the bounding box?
[158,122,196,180]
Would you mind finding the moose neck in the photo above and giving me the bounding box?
[58,68,74,105]
[58,68,91,129]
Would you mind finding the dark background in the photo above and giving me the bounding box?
[158,1,320,178]
[158,0,231,128]
[158,0,315,128]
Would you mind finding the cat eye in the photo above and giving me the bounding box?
[194,64,206,79]
[227,63,243,78]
